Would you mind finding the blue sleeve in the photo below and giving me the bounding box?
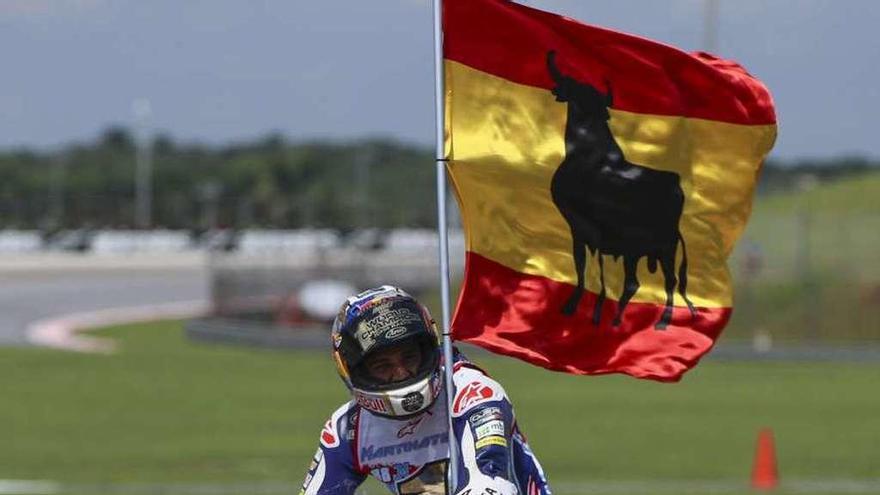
[511,425,553,495]
[449,358,551,494]
[299,408,366,495]
[454,399,516,481]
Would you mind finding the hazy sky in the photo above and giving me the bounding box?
[2,0,878,160]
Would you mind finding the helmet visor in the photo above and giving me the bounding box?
[341,298,439,391]
[351,333,440,392]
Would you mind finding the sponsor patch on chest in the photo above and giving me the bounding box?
[360,433,449,462]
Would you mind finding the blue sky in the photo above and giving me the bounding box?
[2,0,878,160]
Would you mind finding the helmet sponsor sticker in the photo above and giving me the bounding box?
[355,305,424,351]
[384,326,409,339]
[344,286,401,323]
[356,394,389,413]
[452,381,497,416]
[402,392,425,413]
[320,418,340,448]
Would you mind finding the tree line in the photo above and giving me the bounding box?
[0,128,435,231]
[0,126,876,231]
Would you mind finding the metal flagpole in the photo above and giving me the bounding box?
[431,0,460,491]
[703,0,719,53]
[133,98,153,229]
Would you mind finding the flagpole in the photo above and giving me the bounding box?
[431,0,460,492]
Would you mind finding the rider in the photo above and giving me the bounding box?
[299,285,551,495]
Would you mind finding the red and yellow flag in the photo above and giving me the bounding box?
[444,0,777,381]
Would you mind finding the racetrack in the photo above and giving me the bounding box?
[0,253,209,346]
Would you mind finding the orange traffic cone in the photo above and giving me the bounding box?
[751,428,779,490]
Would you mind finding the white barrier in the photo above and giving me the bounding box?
[0,228,464,256]
[0,230,42,252]
[236,229,338,254]
[383,229,464,252]
[91,230,192,253]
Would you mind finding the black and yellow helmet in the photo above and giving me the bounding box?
[330,286,442,417]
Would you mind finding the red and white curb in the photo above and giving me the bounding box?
[25,300,210,353]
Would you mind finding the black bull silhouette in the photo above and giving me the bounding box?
[547,51,697,329]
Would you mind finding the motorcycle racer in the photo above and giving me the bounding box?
[299,285,551,495]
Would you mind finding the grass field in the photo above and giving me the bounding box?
[757,172,880,216]
[2,320,879,495]
[698,172,880,342]
[731,171,880,286]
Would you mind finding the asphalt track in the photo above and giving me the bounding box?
[0,254,209,347]
[3,253,878,362]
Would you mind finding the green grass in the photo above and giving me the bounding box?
[757,172,880,215]
[708,173,880,342]
[725,272,880,342]
[734,171,880,280]
[2,321,880,495]
[2,323,342,484]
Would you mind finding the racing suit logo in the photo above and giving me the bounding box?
[397,415,426,438]
[452,381,495,415]
[320,419,339,448]
[361,433,448,461]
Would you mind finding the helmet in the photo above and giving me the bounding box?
[331,285,443,418]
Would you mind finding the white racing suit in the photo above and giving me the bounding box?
[299,356,551,495]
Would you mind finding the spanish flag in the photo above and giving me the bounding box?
[445,0,777,381]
